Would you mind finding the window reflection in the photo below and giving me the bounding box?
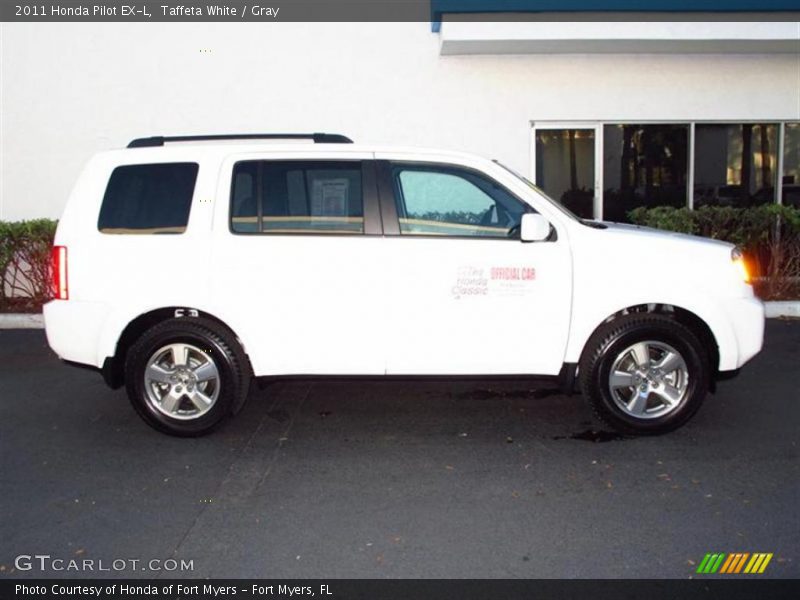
[603,124,688,223]
[533,121,794,218]
[535,129,596,219]
[783,123,800,208]
[694,124,777,208]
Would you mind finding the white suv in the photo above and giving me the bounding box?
[44,133,764,436]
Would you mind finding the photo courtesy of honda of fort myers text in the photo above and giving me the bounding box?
[14,583,335,598]
[1,1,799,599]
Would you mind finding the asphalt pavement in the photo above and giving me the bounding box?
[0,322,798,579]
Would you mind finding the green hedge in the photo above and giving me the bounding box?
[0,219,58,312]
[628,205,800,300]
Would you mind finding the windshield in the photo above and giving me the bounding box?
[493,160,583,223]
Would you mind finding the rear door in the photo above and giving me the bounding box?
[375,154,573,376]
[210,151,386,376]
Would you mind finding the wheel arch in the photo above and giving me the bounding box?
[571,303,724,382]
[98,306,252,389]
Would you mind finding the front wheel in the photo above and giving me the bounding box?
[125,318,250,436]
[579,314,711,435]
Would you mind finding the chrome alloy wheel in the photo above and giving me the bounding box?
[144,343,220,420]
[608,340,689,420]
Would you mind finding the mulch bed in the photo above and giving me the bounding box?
[0,298,45,314]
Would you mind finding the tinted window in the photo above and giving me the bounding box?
[603,124,688,223]
[535,128,596,219]
[391,164,529,238]
[784,123,800,208]
[98,163,198,234]
[230,161,364,234]
[694,124,778,208]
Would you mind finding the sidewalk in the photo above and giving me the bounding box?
[4,302,798,329]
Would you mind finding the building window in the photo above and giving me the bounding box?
[694,124,778,208]
[533,121,795,220]
[783,123,800,208]
[603,124,688,223]
[534,129,595,220]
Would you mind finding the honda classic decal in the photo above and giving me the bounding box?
[452,266,536,299]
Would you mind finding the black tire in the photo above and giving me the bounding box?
[579,313,710,435]
[125,317,250,437]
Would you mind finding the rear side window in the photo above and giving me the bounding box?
[230,161,364,234]
[98,163,199,234]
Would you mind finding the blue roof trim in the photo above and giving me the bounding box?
[432,0,800,23]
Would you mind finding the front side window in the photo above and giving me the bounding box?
[98,163,198,234]
[391,164,529,238]
[230,161,364,234]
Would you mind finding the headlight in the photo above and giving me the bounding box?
[731,247,751,284]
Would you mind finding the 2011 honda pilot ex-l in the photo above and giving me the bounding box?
[44,133,765,437]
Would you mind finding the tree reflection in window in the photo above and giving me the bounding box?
[603,124,688,223]
[694,124,777,209]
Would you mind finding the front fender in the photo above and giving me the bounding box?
[564,294,741,372]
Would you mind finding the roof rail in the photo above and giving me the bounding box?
[127,133,353,148]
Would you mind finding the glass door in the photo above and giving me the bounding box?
[531,123,602,220]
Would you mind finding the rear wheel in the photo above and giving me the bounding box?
[125,318,249,436]
[579,314,711,435]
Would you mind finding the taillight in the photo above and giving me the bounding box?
[52,245,68,300]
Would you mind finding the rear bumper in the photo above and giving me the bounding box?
[43,299,109,369]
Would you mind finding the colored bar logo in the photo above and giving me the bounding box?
[696,553,773,574]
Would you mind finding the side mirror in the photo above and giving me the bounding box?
[520,213,551,242]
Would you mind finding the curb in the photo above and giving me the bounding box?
[0,314,44,329]
[2,302,799,329]
[764,301,800,319]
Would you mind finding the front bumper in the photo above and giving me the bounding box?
[719,295,765,371]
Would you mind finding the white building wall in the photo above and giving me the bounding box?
[1,22,798,220]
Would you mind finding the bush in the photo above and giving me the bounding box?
[0,220,58,312]
[628,205,800,300]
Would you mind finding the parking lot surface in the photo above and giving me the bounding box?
[1,322,798,579]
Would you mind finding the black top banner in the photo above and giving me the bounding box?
[2,0,799,22]
[8,1,432,22]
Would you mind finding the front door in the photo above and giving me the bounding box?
[377,158,573,376]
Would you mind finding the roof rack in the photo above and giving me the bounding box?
[127,133,353,148]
